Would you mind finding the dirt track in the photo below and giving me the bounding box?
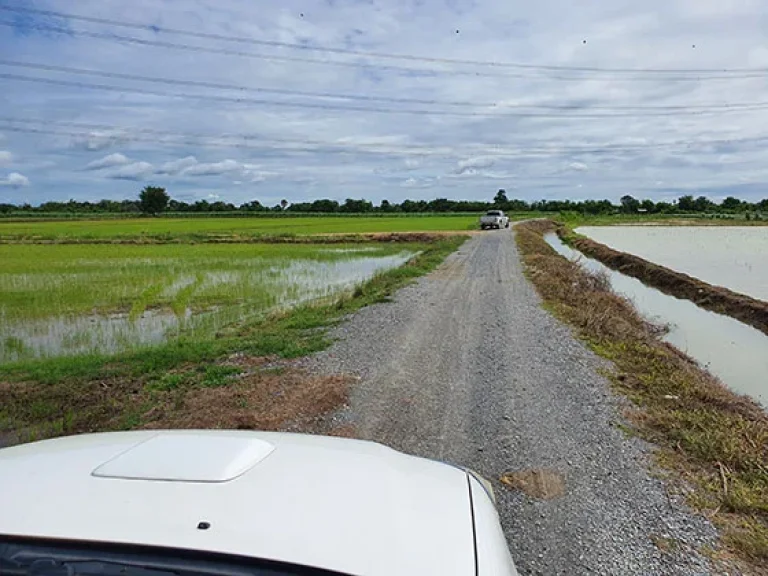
[307,229,720,575]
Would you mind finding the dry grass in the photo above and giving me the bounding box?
[0,358,353,443]
[500,468,566,500]
[142,368,352,432]
[516,220,768,569]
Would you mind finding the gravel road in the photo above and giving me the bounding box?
[306,229,722,575]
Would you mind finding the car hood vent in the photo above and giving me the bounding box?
[92,432,275,482]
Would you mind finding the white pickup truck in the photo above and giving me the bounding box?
[479,210,510,230]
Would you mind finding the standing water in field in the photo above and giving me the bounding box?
[544,233,768,407]
[576,226,768,302]
[0,244,417,362]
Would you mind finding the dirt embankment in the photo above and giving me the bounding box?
[556,224,768,337]
[518,220,768,569]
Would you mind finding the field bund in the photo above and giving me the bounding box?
[557,226,768,337]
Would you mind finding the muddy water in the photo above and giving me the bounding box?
[545,233,768,407]
[576,226,768,302]
[0,252,415,362]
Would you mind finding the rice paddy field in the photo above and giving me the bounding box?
[0,241,421,362]
[0,215,484,241]
[0,214,476,369]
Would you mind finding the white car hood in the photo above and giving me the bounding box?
[0,430,476,576]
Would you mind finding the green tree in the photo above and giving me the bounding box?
[138,186,170,215]
[340,199,373,213]
[721,196,742,211]
[401,199,427,213]
[241,200,266,212]
[309,199,339,213]
[640,199,656,213]
[620,195,640,213]
[494,189,509,206]
[427,198,455,212]
[379,199,394,212]
[693,196,712,212]
[654,201,674,213]
[508,199,530,211]
[677,195,695,211]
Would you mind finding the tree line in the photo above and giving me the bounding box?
[2,187,767,216]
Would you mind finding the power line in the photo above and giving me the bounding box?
[2,117,762,157]
[0,117,464,154]
[5,72,768,118]
[0,124,718,158]
[1,4,764,75]
[0,59,486,108]
[0,19,764,83]
[0,124,427,157]
[2,60,767,112]
[0,19,538,81]
[0,117,459,153]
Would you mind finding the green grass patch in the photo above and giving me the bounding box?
[200,365,241,388]
[0,215,484,241]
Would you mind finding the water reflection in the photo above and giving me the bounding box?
[1,252,415,362]
[576,226,768,302]
[545,233,768,407]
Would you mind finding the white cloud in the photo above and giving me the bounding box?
[455,157,496,175]
[0,172,30,188]
[568,162,589,172]
[86,153,131,170]
[181,159,242,177]
[73,131,127,152]
[157,156,199,175]
[5,0,768,203]
[402,176,438,188]
[0,151,13,166]
[107,162,155,181]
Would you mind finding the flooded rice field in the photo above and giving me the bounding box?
[576,226,768,302]
[0,243,417,362]
[545,233,768,407]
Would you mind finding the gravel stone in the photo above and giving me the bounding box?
[302,230,724,575]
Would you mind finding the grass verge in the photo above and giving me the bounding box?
[515,220,768,570]
[0,236,465,443]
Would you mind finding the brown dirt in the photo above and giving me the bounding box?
[557,225,768,337]
[500,468,566,500]
[141,370,353,432]
[0,359,354,445]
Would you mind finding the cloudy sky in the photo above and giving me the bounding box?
[2,0,768,206]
